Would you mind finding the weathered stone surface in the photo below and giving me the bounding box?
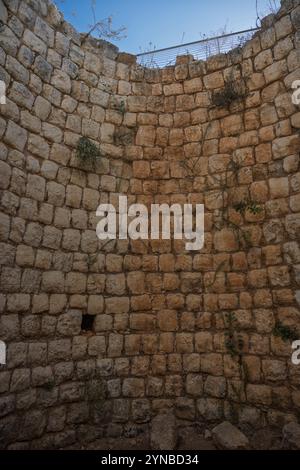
[197,398,223,421]
[150,412,177,450]
[283,422,300,450]
[57,310,82,336]
[28,134,50,159]
[4,121,27,151]
[33,55,53,82]
[34,96,51,120]
[212,422,249,450]
[34,17,54,47]
[51,70,71,93]
[0,0,299,450]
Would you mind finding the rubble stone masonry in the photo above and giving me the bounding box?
[0,0,299,449]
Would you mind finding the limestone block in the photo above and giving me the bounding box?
[246,384,272,405]
[23,29,46,56]
[57,310,82,336]
[212,421,249,449]
[33,55,53,82]
[28,134,50,159]
[122,378,144,397]
[150,412,177,450]
[51,70,71,94]
[42,271,65,293]
[4,121,27,151]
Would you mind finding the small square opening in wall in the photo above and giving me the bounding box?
[81,314,95,332]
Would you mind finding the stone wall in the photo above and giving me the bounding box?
[0,0,299,449]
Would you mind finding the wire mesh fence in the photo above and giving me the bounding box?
[136,28,259,68]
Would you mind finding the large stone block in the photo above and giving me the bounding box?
[42,271,65,293]
[212,421,249,449]
[57,310,82,336]
[4,121,27,151]
[122,378,144,397]
[246,384,272,405]
[150,412,177,450]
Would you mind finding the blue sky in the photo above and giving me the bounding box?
[55,0,279,54]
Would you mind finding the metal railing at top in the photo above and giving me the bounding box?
[136,28,259,68]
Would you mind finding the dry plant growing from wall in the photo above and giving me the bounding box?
[54,0,127,43]
[76,136,101,169]
[255,0,280,26]
[212,76,249,108]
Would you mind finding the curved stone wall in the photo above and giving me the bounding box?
[0,0,299,449]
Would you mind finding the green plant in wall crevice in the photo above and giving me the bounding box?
[118,99,126,115]
[224,312,245,357]
[273,320,298,342]
[76,136,101,169]
[233,199,263,216]
[212,76,248,108]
